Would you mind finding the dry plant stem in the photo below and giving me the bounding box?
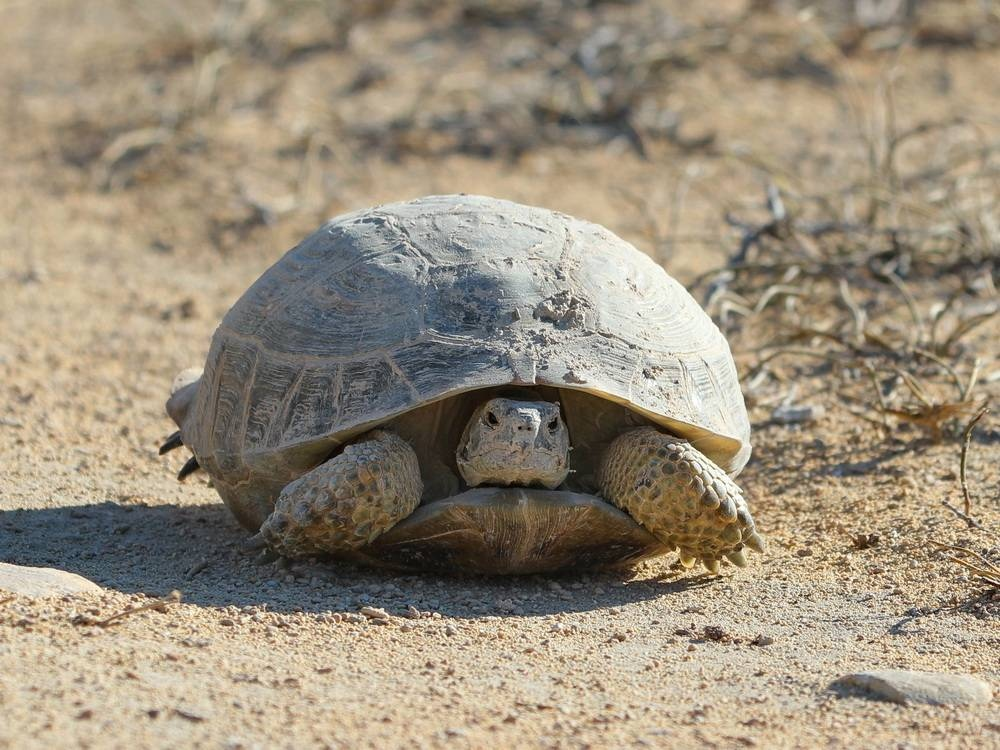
[884,272,925,346]
[752,283,804,313]
[960,405,990,518]
[77,590,182,627]
[912,348,967,399]
[941,308,1000,355]
[940,501,985,532]
[895,369,934,409]
[838,278,867,342]
[929,292,960,348]
[930,541,1000,588]
[962,359,981,402]
[879,401,976,441]
[864,363,891,433]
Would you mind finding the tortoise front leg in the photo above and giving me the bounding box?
[597,427,764,573]
[258,430,422,557]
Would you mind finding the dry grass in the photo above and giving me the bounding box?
[931,541,1000,590]
[693,61,998,447]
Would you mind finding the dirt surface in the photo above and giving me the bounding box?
[1,2,998,748]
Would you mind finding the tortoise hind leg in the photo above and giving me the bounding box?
[258,430,422,557]
[597,427,764,573]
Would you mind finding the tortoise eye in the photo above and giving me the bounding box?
[485,411,500,427]
[547,417,560,432]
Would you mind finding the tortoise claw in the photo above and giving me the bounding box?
[159,431,183,455]
[745,532,766,554]
[726,550,748,568]
[177,456,200,481]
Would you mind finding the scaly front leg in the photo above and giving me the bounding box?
[597,427,764,573]
[258,430,422,557]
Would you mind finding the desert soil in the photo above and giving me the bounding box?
[1,2,998,748]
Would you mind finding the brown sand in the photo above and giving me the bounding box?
[1,2,997,748]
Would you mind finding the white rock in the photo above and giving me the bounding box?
[0,563,102,598]
[837,670,993,706]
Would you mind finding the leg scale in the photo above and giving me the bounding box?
[598,427,764,572]
[259,430,422,557]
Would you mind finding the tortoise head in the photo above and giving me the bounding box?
[456,397,570,490]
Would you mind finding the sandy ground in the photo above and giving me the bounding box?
[2,2,999,748]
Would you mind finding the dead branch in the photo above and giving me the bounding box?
[960,405,990,517]
[72,590,182,627]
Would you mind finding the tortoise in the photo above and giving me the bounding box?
[161,194,763,575]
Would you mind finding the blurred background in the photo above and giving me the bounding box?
[1,1,998,523]
[3,0,997,270]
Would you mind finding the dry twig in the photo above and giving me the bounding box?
[72,590,182,627]
[940,500,986,531]
[959,405,990,517]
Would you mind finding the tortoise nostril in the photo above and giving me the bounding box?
[516,414,540,431]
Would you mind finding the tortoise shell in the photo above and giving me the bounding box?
[169,194,750,534]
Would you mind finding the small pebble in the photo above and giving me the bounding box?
[359,606,389,621]
[835,670,993,706]
[0,563,102,598]
[771,404,825,424]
